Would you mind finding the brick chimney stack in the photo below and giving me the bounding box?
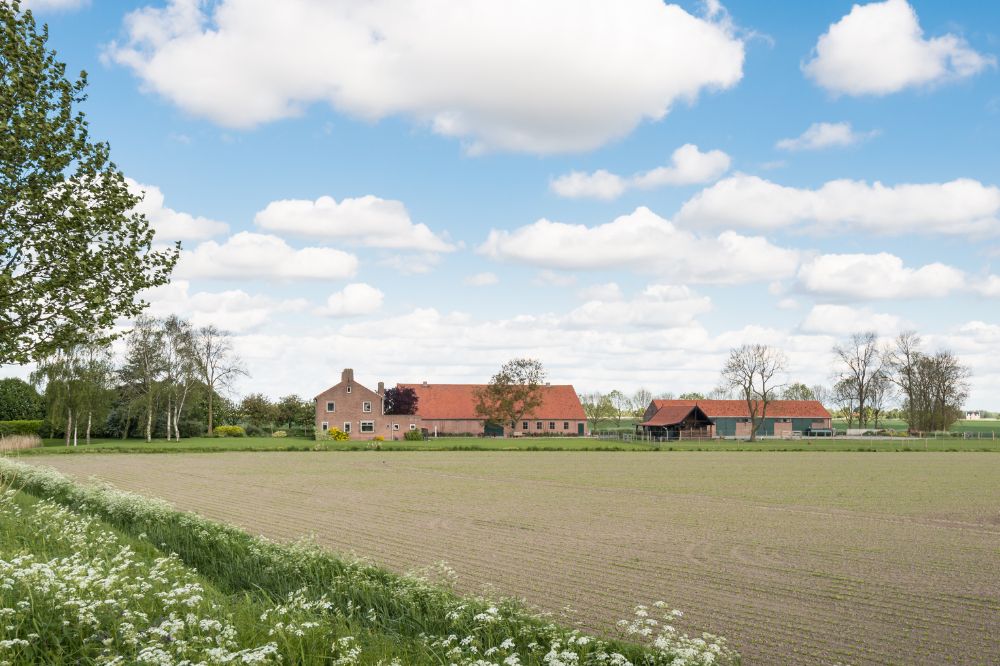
[342,368,354,383]
[377,381,385,395]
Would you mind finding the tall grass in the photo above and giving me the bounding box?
[0,434,41,452]
[0,459,738,665]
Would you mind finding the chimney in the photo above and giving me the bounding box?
[377,381,385,395]
[342,368,354,383]
[422,380,428,387]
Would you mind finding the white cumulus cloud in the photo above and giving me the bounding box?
[127,178,228,242]
[803,0,995,96]
[106,0,744,153]
[797,253,966,300]
[144,280,307,332]
[677,174,1000,236]
[800,304,905,336]
[319,283,384,317]
[176,232,359,280]
[564,284,711,329]
[254,195,454,252]
[776,122,879,151]
[479,207,800,284]
[551,144,730,200]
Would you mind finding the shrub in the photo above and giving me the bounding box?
[244,424,265,437]
[367,441,382,450]
[372,435,384,442]
[0,419,43,436]
[318,427,349,442]
[404,430,424,441]
[272,430,288,438]
[214,425,246,438]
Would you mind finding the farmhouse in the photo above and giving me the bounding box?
[314,368,421,439]
[314,369,587,439]
[639,399,831,439]
[399,382,587,437]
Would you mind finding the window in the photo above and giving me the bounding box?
[347,386,352,393]
[549,421,555,430]
[326,401,335,412]
[409,424,417,431]
[362,401,372,413]
[563,421,569,430]
[522,421,528,430]
[536,421,542,430]
[321,422,329,431]
[343,422,351,433]
[392,424,400,431]
[360,421,374,433]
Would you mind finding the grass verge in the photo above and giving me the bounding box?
[0,458,738,665]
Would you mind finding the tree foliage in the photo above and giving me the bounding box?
[0,377,43,421]
[474,358,546,435]
[0,3,177,364]
[383,386,418,415]
[781,383,816,401]
[579,391,613,432]
[832,332,883,428]
[884,332,969,432]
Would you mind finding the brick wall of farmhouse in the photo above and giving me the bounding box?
[314,369,421,440]
[420,419,587,436]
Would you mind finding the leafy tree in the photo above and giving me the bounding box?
[384,386,418,415]
[721,344,786,441]
[0,378,43,420]
[885,333,970,432]
[474,358,546,436]
[238,393,276,429]
[161,316,197,441]
[606,389,632,426]
[119,315,165,442]
[275,394,314,428]
[781,383,816,401]
[0,3,177,364]
[579,391,613,433]
[678,392,705,400]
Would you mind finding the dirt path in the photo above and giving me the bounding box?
[31,451,1000,665]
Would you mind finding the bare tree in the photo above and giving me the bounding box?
[868,371,894,428]
[833,377,858,428]
[721,344,786,441]
[883,331,921,429]
[810,384,831,408]
[192,325,247,436]
[632,387,653,416]
[832,332,883,428]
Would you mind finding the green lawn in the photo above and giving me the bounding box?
[10,433,999,454]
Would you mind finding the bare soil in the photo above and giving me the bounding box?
[33,451,1000,665]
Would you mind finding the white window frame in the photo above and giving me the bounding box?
[393,424,400,431]
[321,421,329,431]
[343,421,351,433]
[362,401,372,413]
[409,424,417,431]
[347,386,352,393]
[326,401,335,413]
[360,420,375,433]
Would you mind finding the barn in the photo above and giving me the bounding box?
[398,382,587,437]
[640,399,832,439]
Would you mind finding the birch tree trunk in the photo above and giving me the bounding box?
[86,411,92,446]
[145,399,152,443]
[65,409,72,447]
[166,397,172,442]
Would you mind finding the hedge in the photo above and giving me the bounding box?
[0,419,43,436]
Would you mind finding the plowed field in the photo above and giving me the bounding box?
[33,452,1000,665]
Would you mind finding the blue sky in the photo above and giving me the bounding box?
[10,0,1000,406]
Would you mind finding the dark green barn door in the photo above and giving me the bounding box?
[484,421,505,437]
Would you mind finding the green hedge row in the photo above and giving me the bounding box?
[0,419,43,436]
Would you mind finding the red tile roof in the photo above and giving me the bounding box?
[650,399,830,419]
[399,383,585,420]
[640,405,701,427]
